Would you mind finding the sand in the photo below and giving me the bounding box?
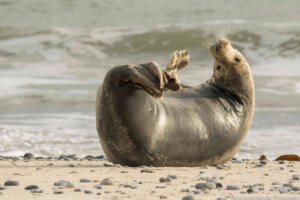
[0,158,299,200]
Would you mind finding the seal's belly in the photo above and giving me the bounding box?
[121,90,243,161]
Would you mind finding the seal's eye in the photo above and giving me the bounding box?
[216,65,221,71]
[235,57,241,62]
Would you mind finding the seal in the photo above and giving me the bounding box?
[96,39,255,166]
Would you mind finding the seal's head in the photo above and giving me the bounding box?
[210,39,254,103]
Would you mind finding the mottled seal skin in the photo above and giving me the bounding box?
[96,39,255,166]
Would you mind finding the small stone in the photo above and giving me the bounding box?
[95,185,102,189]
[140,169,153,173]
[54,180,73,187]
[100,178,113,185]
[195,182,216,190]
[74,188,81,192]
[31,189,43,193]
[0,187,5,190]
[159,177,171,183]
[54,191,63,194]
[216,198,228,200]
[156,186,167,189]
[272,181,281,185]
[4,181,19,186]
[280,167,284,170]
[260,160,268,165]
[120,171,128,173]
[25,185,39,190]
[247,187,259,193]
[292,186,300,191]
[226,185,240,190]
[232,160,242,164]
[68,164,76,167]
[292,175,300,180]
[192,190,200,194]
[160,195,167,199]
[168,174,177,179]
[215,182,223,188]
[84,190,92,194]
[182,195,194,200]
[96,192,101,195]
[199,171,205,174]
[283,183,293,188]
[80,178,91,183]
[24,153,34,160]
[180,189,189,192]
[278,186,291,193]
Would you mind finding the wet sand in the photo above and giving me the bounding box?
[0,157,299,200]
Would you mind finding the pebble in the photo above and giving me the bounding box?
[80,178,91,183]
[195,182,216,190]
[140,169,153,173]
[292,186,300,191]
[4,181,19,186]
[192,190,200,195]
[74,188,82,192]
[247,187,259,193]
[216,198,228,200]
[226,185,241,190]
[278,186,291,193]
[0,187,5,190]
[25,185,39,190]
[95,185,102,189]
[156,186,167,189]
[272,181,281,185]
[260,160,268,165]
[84,190,92,194]
[232,160,242,164]
[182,195,194,200]
[54,191,63,194]
[100,178,113,185]
[215,182,223,188]
[168,174,177,179]
[120,171,128,173]
[24,153,34,160]
[159,177,171,183]
[180,189,190,192]
[68,164,76,167]
[292,175,300,180]
[53,180,73,187]
[160,195,167,199]
[31,189,43,193]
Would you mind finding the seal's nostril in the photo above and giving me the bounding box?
[216,44,221,52]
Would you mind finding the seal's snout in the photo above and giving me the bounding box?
[215,39,229,51]
[210,39,233,60]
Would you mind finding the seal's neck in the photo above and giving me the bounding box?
[212,67,255,108]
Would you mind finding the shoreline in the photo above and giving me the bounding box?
[0,155,299,200]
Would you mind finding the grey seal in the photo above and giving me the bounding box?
[96,39,255,166]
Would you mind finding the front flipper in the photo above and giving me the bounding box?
[164,49,189,91]
[118,50,189,98]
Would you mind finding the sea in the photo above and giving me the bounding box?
[0,0,299,159]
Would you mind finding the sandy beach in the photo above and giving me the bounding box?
[0,156,299,200]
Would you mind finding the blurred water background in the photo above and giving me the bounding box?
[0,0,300,159]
